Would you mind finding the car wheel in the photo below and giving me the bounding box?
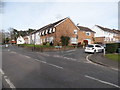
[94,50,96,54]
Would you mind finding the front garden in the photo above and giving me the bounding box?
[18,44,76,52]
[105,43,120,62]
[18,36,78,52]
[105,54,120,62]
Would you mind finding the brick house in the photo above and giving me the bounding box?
[28,17,95,45]
[29,17,79,45]
[77,26,95,44]
[92,25,120,44]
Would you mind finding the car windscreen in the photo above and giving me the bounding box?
[95,45,101,47]
[87,45,94,47]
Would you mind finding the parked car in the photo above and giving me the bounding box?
[85,44,104,53]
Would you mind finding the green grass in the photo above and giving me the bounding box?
[105,54,120,62]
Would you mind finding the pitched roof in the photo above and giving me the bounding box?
[31,17,68,34]
[96,25,120,34]
[77,26,95,33]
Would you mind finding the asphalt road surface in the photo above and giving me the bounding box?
[1,45,119,88]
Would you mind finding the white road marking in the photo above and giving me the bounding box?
[85,75,120,88]
[24,55,31,59]
[53,55,62,58]
[9,51,63,70]
[47,63,64,69]
[4,76,16,89]
[10,51,17,54]
[53,55,77,61]
[63,57,77,61]
[86,54,119,71]
[64,52,75,56]
[34,59,47,63]
[66,49,76,52]
[86,54,105,67]
[86,54,93,64]
[0,69,16,89]
[111,68,119,71]
[39,53,50,56]
[34,59,63,69]
[0,69,4,75]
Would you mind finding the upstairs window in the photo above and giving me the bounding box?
[86,32,91,36]
[74,30,77,34]
[49,28,52,33]
[52,28,56,32]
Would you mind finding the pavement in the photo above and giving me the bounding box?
[88,53,119,70]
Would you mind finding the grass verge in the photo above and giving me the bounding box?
[105,54,120,62]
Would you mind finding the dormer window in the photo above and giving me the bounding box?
[42,31,45,35]
[39,32,42,36]
[45,30,48,34]
[49,28,52,33]
[52,28,56,32]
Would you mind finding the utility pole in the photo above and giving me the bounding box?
[34,29,36,51]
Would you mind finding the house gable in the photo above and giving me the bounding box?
[54,18,79,41]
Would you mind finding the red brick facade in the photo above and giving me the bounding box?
[33,17,95,45]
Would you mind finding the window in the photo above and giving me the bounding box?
[45,30,48,34]
[95,45,101,47]
[71,37,77,44]
[40,32,42,36]
[49,28,52,33]
[42,31,44,35]
[74,30,77,34]
[49,37,54,42]
[52,28,56,32]
[87,45,94,47]
[86,32,91,36]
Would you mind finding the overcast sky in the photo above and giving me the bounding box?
[2,0,118,31]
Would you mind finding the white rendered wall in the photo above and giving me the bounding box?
[35,32,40,45]
[91,26,104,37]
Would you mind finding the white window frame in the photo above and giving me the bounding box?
[49,28,52,33]
[86,32,91,36]
[74,30,77,34]
[52,28,56,32]
[71,37,77,44]
[42,31,45,35]
[45,30,48,34]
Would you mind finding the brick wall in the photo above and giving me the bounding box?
[95,37,105,44]
[39,18,95,45]
[78,31,95,44]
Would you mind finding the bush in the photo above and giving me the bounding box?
[43,42,47,45]
[106,43,120,53]
[60,36,70,46]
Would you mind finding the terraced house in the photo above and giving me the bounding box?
[92,25,120,44]
[25,17,95,45]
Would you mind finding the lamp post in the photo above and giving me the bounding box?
[76,35,78,48]
[76,23,79,48]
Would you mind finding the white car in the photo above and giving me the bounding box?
[85,44,104,53]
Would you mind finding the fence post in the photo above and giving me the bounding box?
[103,48,105,56]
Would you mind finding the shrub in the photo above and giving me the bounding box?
[43,42,47,45]
[60,36,70,46]
[106,43,120,53]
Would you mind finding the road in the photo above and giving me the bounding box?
[1,45,119,88]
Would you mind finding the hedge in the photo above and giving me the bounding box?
[106,43,120,53]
